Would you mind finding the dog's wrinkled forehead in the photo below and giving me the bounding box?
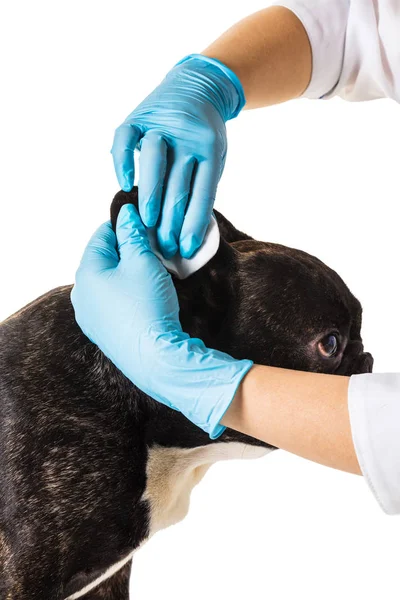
[235,241,356,330]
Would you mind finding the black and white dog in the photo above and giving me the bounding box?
[0,188,373,599]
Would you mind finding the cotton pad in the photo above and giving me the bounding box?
[147,215,220,279]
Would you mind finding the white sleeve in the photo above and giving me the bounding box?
[348,374,400,515]
[271,0,400,102]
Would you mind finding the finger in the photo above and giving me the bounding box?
[78,221,119,273]
[179,157,220,258]
[138,132,167,228]
[116,203,153,258]
[116,203,170,284]
[157,154,195,259]
[111,123,142,192]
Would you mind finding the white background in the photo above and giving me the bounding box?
[1,1,399,599]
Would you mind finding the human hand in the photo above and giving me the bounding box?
[71,204,253,438]
[111,54,245,259]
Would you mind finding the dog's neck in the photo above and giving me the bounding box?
[172,240,238,349]
[96,334,264,453]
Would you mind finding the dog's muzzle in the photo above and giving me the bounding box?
[336,340,374,375]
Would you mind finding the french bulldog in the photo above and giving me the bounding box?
[0,187,373,599]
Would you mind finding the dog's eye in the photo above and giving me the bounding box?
[318,334,338,358]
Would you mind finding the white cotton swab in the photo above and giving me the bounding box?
[146,215,220,279]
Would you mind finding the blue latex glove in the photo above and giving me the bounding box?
[111,54,245,260]
[71,204,253,439]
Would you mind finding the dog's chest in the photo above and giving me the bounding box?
[142,442,270,535]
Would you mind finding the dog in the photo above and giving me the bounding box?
[0,187,373,599]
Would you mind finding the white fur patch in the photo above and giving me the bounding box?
[64,441,270,599]
[143,442,271,535]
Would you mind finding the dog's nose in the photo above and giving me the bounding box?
[335,344,374,376]
[353,351,374,374]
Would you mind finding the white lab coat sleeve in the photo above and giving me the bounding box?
[266,0,400,514]
[271,0,400,102]
[348,374,400,515]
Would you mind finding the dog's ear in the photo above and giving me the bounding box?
[110,188,253,243]
[110,188,240,347]
[110,188,140,231]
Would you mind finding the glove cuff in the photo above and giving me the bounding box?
[207,359,254,440]
[175,53,246,119]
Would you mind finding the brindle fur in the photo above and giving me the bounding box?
[0,188,372,599]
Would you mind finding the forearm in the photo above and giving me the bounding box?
[202,6,312,109]
[222,365,361,475]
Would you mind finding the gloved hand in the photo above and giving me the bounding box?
[71,204,253,439]
[111,54,245,260]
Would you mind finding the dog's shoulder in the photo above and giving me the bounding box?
[0,285,151,585]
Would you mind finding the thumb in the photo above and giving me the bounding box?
[77,221,119,274]
[116,203,153,259]
[116,203,172,287]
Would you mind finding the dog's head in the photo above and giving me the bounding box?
[111,188,373,379]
